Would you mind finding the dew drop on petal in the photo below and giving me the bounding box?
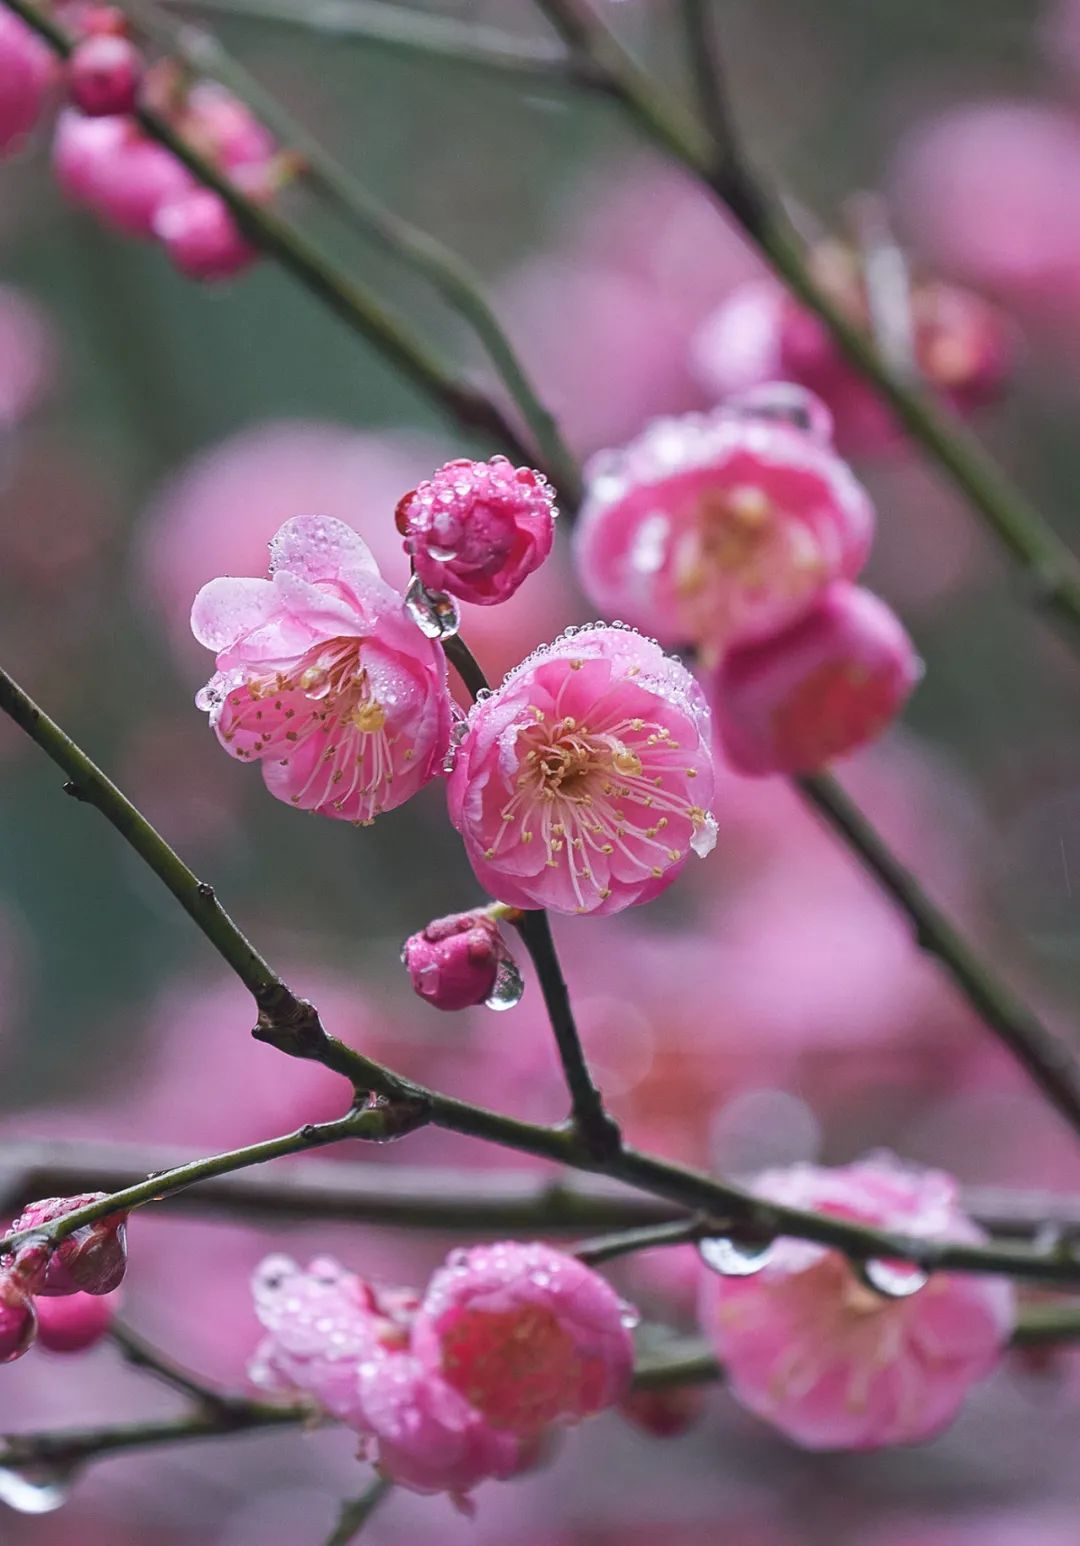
[484,956,524,1012]
[861,1258,929,1299]
[404,574,461,640]
[698,1235,774,1278]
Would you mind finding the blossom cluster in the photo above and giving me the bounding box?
[1,2,278,281]
[249,1241,635,1504]
[0,1192,127,1362]
[574,388,921,774]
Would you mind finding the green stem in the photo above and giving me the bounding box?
[117,0,582,498]
[325,1477,393,1546]
[0,1108,421,1258]
[799,771,1080,1139]
[535,0,1080,643]
[108,1322,231,1409]
[0,1404,310,1472]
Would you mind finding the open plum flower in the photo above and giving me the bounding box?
[573,402,874,664]
[447,625,718,916]
[192,515,452,823]
[698,1155,1015,1450]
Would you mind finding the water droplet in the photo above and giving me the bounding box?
[0,1464,75,1515]
[485,956,524,1012]
[619,1302,641,1330]
[404,575,460,640]
[690,813,718,859]
[861,1258,928,1299]
[698,1234,774,1278]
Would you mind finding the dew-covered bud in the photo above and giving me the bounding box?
[68,35,142,116]
[36,1289,118,1353]
[401,909,520,1013]
[712,583,921,776]
[11,1194,129,1296]
[397,455,557,606]
[0,1274,36,1364]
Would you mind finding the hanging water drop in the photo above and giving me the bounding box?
[404,575,460,640]
[861,1258,929,1300]
[484,955,524,1012]
[0,1463,76,1515]
[698,1234,774,1278]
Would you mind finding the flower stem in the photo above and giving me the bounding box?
[799,770,1080,1140]
[324,1477,393,1546]
[442,633,621,1157]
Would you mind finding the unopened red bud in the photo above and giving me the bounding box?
[68,34,142,117]
[401,909,522,1013]
[12,1194,129,1296]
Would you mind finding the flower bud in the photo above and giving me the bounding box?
[68,35,142,116]
[11,1194,129,1296]
[397,455,557,606]
[36,1289,118,1353]
[153,187,259,282]
[0,1275,36,1364]
[0,10,55,157]
[402,910,519,1013]
[712,583,921,776]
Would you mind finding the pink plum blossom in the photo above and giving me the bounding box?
[0,9,55,157]
[397,455,557,606]
[138,422,578,685]
[699,1154,1015,1449]
[712,583,921,775]
[402,908,518,1013]
[573,405,873,662]
[357,1353,523,1498]
[191,515,452,824]
[35,1288,118,1352]
[412,1241,635,1434]
[693,261,1012,453]
[249,1254,416,1426]
[447,625,718,915]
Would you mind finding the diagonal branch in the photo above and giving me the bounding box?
[1,0,534,462]
[324,1477,393,1546]
[534,0,1080,644]
[116,0,582,499]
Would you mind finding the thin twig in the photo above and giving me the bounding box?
[534,0,1080,644]
[575,1215,719,1265]
[169,0,608,92]
[0,1403,310,1473]
[109,1321,232,1410]
[799,771,1080,1140]
[116,0,582,499]
[324,1477,393,1546]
